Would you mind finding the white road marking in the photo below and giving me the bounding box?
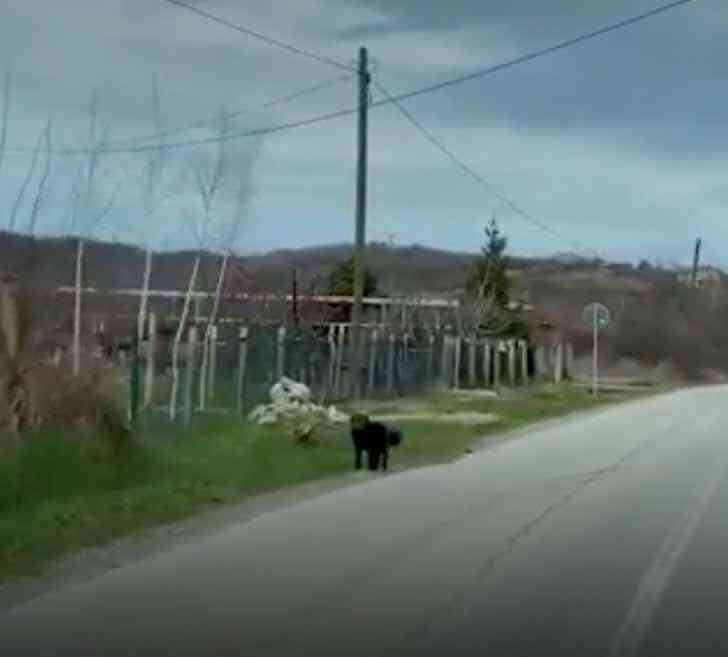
[609,458,728,657]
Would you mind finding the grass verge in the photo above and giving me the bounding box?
[0,383,658,582]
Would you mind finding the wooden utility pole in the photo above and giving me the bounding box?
[691,237,702,288]
[350,46,370,397]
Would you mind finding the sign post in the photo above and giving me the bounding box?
[583,303,610,397]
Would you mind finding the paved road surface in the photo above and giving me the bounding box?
[2,386,727,657]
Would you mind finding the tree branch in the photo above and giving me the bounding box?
[28,119,52,236]
[0,68,10,182]
[8,126,43,232]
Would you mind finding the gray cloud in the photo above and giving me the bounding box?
[0,0,726,267]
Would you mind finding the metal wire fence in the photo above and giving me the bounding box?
[130,318,569,426]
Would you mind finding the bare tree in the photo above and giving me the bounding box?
[199,164,257,406]
[69,90,120,376]
[0,68,10,186]
[192,114,231,411]
[167,111,260,418]
[168,114,230,419]
[27,120,52,237]
[8,126,43,232]
[137,78,167,342]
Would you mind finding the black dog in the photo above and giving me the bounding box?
[350,413,403,471]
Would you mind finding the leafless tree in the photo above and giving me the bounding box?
[69,90,121,376]
[459,277,512,337]
[192,113,232,411]
[27,120,52,237]
[0,68,10,186]
[200,173,260,407]
[8,126,43,233]
[168,114,230,418]
[137,78,167,342]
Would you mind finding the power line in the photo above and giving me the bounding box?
[3,0,697,156]
[167,0,696,102]
[3,105,359,156]
[107,74,352,147]
[161,0,356,74]
[373,79,603,259]
[369,0,696,108]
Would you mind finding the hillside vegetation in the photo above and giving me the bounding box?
[3,231,727,381]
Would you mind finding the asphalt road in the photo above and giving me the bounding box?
[2,386,728,657]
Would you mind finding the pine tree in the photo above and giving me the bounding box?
[327,258,378,297]
[467,215,509,308]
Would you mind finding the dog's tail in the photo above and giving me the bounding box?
[388,429,402,447]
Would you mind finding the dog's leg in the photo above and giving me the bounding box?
[381,447,388,471]
[355,446,363,470]
[368,449,379,471]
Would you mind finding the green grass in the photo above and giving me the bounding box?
[0,383,654,582]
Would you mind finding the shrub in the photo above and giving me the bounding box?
[27,365,129,445]
[612,285,728,381]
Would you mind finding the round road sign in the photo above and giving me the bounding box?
[583,302,610,331]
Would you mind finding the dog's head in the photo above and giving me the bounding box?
[388,429,403,447]
[350,413,369,432]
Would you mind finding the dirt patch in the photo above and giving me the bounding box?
[376,412,499,426]
[448,390,499,400]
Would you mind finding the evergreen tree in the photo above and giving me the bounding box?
[327,257,379,297]
[467,216,509,307]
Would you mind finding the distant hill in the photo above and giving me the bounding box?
[0,231,699,342]
[0,232,478,297]
[551,252,594,265]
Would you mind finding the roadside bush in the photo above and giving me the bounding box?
[613,285,728,381]
[0,282,129,447]
[27,365,130,445]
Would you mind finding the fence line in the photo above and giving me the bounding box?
[129,319,573,424]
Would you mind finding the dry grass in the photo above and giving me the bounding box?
[0,284,129,446]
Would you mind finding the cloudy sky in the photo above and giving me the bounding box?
[0,0,726,265]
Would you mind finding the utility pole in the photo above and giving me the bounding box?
[350,46,370,397]
[691,237,702,288]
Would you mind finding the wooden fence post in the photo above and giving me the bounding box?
[482,338,491,387]
[554,343,564,384]
[493,341,502,387]
[520,340,529,385]
[535,345,546,381]
[468,335,477,387]
[453,334,462,390]
[565,341,574,380]
[367,328,378,396]
[207,324,218,400]
[143,312,156,409]
[236,326,249,415]
[129,331,140,427]
[508,340,517,385]
[440,334,450,388]
[334,324,345,397]
[386,332,396,395]
[426,331,435,386]
[326,324,336,400]
[276,326,286,380]
[183,326,198,426]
